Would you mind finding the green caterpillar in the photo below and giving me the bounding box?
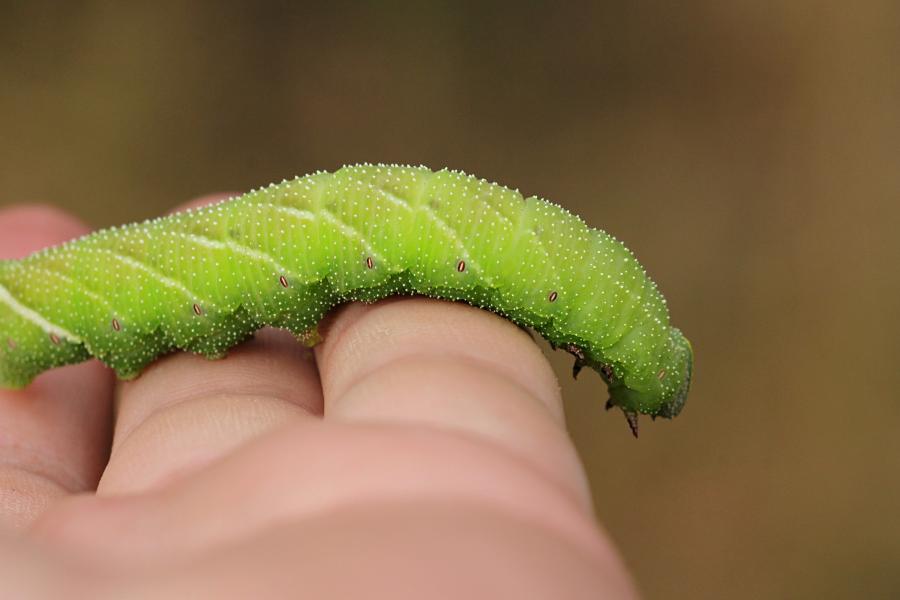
[0,164,692,435]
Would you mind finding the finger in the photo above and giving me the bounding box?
[97,195,322,495]
[32,421,613,571]
[166,192,241,215]
[0,206,113,529]
[98,330,321,494]
[315,298,593,506]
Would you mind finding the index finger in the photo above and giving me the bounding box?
[315,297,593,508]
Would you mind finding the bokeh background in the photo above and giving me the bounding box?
[1,2,897,597]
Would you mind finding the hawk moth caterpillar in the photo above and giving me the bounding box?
[0,164,693,435]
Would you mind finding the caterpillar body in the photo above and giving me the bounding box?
[0,164,692,433]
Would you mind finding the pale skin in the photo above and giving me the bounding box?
[0,199,638,599]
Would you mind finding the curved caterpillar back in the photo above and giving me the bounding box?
[0,164,693,433]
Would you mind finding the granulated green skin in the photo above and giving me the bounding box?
[0,164,692,420]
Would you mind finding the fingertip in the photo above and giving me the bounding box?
[313,298,590,504]
[0,204,92,259]
[317,298,562,420]
[99,328,323,495]
[167,193,242,215]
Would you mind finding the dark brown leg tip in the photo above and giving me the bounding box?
[624,411,639,438]
[572,361,584,379]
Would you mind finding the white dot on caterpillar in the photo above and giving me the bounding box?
[193,303,203,316]
[112,318,121,332]
[457,260,466,273]
[548,291,558,303]
[279,275,289,288]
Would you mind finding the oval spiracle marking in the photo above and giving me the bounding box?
[548,291,558,303]
[366,256,374,270]
[6,338,15,350]
[112,318,121,332]
[279,275,289,288]
[657,368,667,380]
[456,260,466,273]
[49,333,61,345]
[192,303,203,316]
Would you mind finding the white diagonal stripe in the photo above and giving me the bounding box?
[418,205,495,286]
[264,204,317,223]
[0,280,81,342]
[318,207,381,262]
[97,249,212,307]
[179,232,291,276]
[374,186,410,209]
[376,180,496,285]
[419,205,467,256]
[32,266,116,313]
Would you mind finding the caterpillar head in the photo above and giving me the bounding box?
[654,327,693,418]
[606,327,693,429]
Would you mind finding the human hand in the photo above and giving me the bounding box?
[0,201,637,599]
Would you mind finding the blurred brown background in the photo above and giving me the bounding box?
[1,2,897,597]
